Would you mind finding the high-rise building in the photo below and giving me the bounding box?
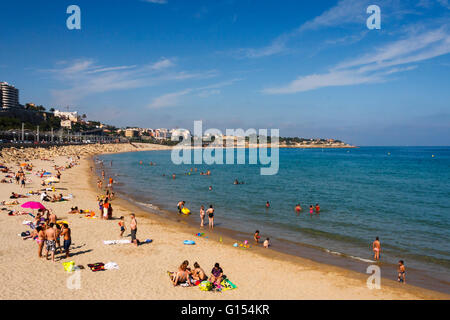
[0,82,20,109]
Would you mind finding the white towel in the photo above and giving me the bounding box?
[104,262,119,270]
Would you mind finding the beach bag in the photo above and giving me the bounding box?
[63,261,75,272]
[87,263,105,272]
[199,281,212,291]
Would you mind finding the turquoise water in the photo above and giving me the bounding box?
[98,147,450,284]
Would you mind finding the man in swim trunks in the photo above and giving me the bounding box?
[130,214,138,247]
[61,223,71,258]
[372,237,381,261]
[45,223,57,262]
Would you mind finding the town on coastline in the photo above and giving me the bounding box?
[0,81,354,148]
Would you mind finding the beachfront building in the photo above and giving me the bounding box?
[0,82,20,109]
[53,110,80,123]
[125,129,139,137]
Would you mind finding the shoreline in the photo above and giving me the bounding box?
[0,143,448,299]
[95,151,450,296]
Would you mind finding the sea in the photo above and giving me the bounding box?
[97,146,450,293]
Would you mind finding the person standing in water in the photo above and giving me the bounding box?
[295,203,302,215]
[309,205,314,214]
[206,205,214,229]
[177,201,185,214]
[199,205,205,228]
[315,203,320,213]
[266,201,270,209]
[397,260,406,283]
[372,237,381,261]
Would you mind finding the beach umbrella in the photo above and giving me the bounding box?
[44,177,60,183]
[21,201,46,211]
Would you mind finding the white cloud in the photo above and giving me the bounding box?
[264,27,450,94]
[147,78,242,108]
[148,89,192,109]
[150,58,174,70]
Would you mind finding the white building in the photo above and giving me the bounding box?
[0,82,20,109]
[53,110,80,122]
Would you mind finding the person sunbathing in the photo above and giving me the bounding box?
[209,263,223,285]
[10,192,28,199]
[171,261,193,287]
[1,200,19,205]
[191,262,207,281]
[68,206,80,214]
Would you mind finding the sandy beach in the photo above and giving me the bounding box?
[0,143,448,300]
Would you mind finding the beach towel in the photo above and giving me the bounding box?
[103,240,131,245]
[87,263,105,272]
[104,262,119,270]
[221,279,237,291]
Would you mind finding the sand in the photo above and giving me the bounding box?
[0,143,447,300]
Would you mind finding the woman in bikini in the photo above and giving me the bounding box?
[207,205,214,229]
[36,226,46,258]
[191,262,207,282]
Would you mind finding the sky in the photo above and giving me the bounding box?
[0,0,449,146]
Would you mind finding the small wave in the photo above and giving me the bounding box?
[324,249,375,263]
[135,201,159,210]
[348,255,375,263]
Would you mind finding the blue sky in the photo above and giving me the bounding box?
[0,0,449,145]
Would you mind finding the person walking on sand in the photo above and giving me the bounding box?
[200,205,205,228]
[45,223,57,262]
[119,216,126,237]
[130,214,138,247]
[61,223,71,258]
[372,237,381,261]
[207,205,215,229]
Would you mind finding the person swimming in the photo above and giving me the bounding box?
[309,205,314,214]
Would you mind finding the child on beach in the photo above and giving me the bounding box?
[254,230,261,243]
[398,260,406,283]
[264,238,270,248]
[119,216,126,237]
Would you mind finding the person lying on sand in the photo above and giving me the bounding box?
[1,200,19,205]
[10,192,28,199]
[68,207,80,214]
[1,179,12,183]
